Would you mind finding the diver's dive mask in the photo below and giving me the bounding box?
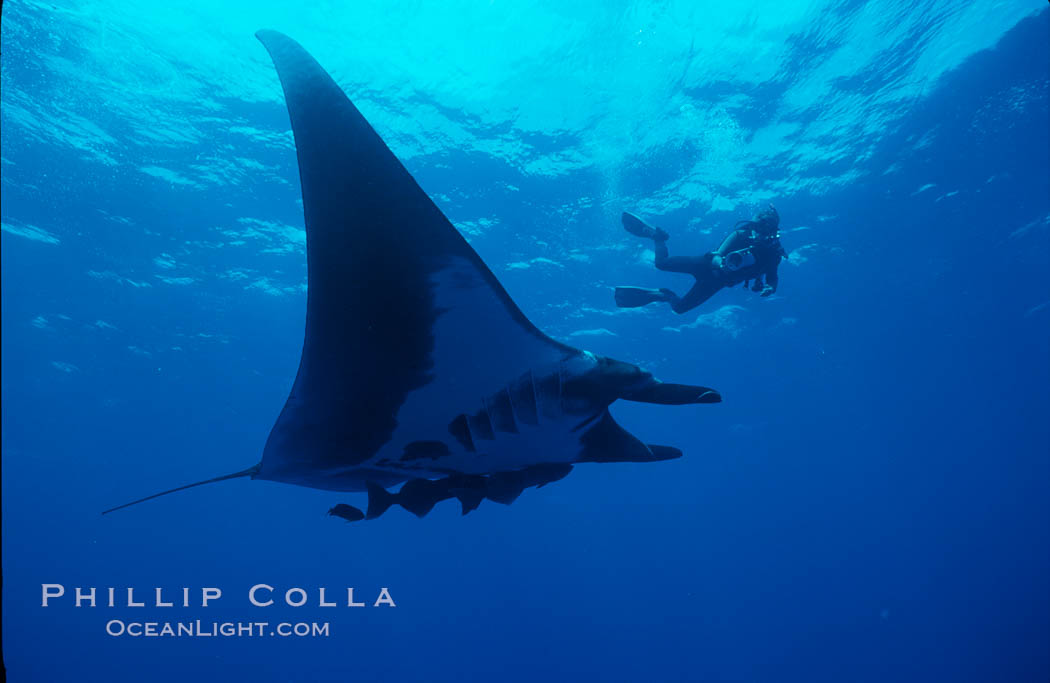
[754,204,779,232]
[751,204,781,242]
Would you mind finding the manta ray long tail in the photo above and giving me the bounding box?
[102,465,260,514]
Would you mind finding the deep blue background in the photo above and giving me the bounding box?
[2,6,1048,683]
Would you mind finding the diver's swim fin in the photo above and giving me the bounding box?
[622,212,669,241]
[614,286,669,308]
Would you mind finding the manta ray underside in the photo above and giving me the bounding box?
[104,31,721,522]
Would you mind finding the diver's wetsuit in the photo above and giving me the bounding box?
[655,228,784,313]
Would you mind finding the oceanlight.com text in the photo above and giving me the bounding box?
[105,620,330,637]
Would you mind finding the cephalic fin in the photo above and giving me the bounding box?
[645,445,683,461]
[623,382,721,405]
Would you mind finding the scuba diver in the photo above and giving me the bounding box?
[614,205,787,314]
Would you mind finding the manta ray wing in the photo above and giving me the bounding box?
[253,31,577,489]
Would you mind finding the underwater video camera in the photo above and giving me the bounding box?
[720,247,755,272]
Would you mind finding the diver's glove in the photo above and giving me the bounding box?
[760,285,775,297]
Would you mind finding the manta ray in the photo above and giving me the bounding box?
[104,31,721,522]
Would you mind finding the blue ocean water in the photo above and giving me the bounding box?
[2,1,1048,681]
